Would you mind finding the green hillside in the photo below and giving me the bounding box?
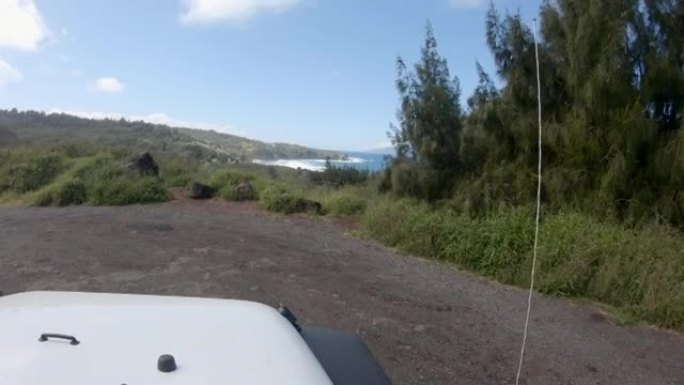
[0,109,338,162]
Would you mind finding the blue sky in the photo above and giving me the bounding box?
[0,0,540,151]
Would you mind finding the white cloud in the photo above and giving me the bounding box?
[87,77,125,93]
[47,109,241,135]
[447,0,486,8]
[180,0,302,25]
[0,59,21,85]
[0,0,49,50]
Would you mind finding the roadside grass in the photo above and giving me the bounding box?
[33,177,87,206]
[321,192,368,215]
[360,198,684,330]
[569,298,644,327]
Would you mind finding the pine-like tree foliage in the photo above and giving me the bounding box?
[387,0,684,227]
[391,24,463,171]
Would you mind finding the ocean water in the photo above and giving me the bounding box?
[253,151,389,172]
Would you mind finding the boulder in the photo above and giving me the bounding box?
[234,181,256,201]
[188,182,215,200]
[299,199,322,214]
[125,152,159,176]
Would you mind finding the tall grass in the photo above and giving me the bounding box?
[308,187,370,216]
[0,147,169,206]
[0,149,67,194]
[33,178,87,206]
[209,170,260,201]
[361,199,684,329]
[259,184,308,214]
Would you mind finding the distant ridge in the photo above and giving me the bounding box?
[0,108,340,162]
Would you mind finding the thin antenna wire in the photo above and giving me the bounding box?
[515,18,543,385]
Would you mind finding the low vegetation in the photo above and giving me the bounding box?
[259,184,309,214]
[361,200,684,328]
[0,147,169,206]
[321,193,367,216]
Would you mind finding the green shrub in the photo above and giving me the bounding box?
[166,175,193,188]
[157,157,203,188]
[1,154,66,193]
[322,193,367,215]
[537,214,684,328]
[382,162,454,202]
[260,184,307,214]
[218,184,258,201]
[209,170,261,201]
[31,189,54,207]
[361,198,684,329]
[33,178,88,207]
[209,170,255,190]
[71,153,120,181]
[362,198,435,251]
[89,175,169,205]
[0,148,186,207]
[309,164,369,186]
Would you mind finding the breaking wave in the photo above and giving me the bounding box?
[252,157,366,172]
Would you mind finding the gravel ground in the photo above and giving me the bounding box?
[1,201,683,385]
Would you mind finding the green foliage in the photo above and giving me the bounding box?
[390,23,463,171]
[537,215,684,328]
[0,147,169,206]
[209,170,255,189]
[259,184,308,214]
[0,152,66,193]
[209,170,259,201]
[384,25,463,200]
[383,160,455,202]
[33,178,87,207]
[89,175,168,205]
[320,192,367,216]
[157,157,203,188]
[383,2,684,228]
[309,163,369,187]
[361,198,684,329]
[75,154,169,205]
[218,184,258,201]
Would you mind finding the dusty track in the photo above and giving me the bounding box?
[1,201,682,385]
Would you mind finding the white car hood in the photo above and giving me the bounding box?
[0,291,332,385]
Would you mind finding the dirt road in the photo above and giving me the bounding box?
[1,201,682,384]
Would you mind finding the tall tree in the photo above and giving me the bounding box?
[391,23,463,171]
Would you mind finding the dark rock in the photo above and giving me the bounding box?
[300,199,322,214]
[124,152,159,176]
[188,182,215,200]
[234,181,256,201]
